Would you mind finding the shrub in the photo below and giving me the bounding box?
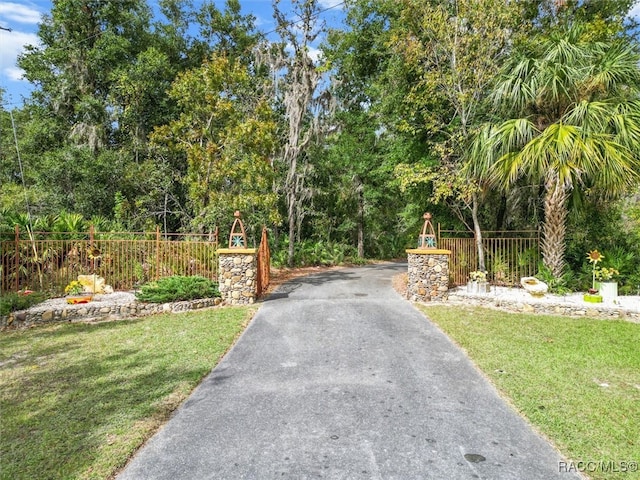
[0,291,48,316]
[135,276,220,303]
[535,262,575,295]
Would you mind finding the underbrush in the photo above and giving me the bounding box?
[271,238,368,267]
[0,291,48,315]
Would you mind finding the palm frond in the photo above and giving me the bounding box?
[563,100,612,132]
[490,118,539,187]
[586,42,640,96]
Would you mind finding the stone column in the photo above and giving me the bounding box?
[218,248,257,305]
[406,249,452,302]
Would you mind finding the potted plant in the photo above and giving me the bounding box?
[467,270,489,294]
[65,280,93,304]
[594,266,619,302]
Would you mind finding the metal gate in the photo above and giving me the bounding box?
[256,227,270,297]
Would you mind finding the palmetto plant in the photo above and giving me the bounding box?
[470,24,640,278]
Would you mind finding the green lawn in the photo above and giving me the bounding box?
[420,305,640,480]
[0,308,254,480]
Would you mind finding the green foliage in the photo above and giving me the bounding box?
[0,291,48,316]
[474,22,640,277]
[135,276,220,303]
[3,0,640,284]
[151,54,279,232]
[271,237,362,268]
[535,262,575,295]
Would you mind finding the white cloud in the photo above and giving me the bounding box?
[317,0,344,10]
[0,29,39,83]
[5,65,23,80]
[630,2,640,20]
[307,46,322,62]
[0,2,43,25]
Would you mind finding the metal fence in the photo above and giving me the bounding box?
[438,227,541,286]
[1,226,219,295]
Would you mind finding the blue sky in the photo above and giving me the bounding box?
[0,0,345,109]
[2,1,640,110]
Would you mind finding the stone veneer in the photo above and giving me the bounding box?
[1,296,222,329]
[446,289,640,322]
[218,248,257,305]
[406,249,452,302]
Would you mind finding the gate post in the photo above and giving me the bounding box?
[406,213,451,302]
[218,212,257,305]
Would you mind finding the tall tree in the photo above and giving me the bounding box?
[390,0,523,270]
[18,0,153,151]
[151,55,279,234]
[273,0,328,266]
[476,24,640,277]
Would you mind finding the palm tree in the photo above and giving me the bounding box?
[473,25,640,278]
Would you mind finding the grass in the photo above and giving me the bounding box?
[420,305,640,480]
[0,307,254,480]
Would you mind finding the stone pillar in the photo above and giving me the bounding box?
[406,249,452,302]
[218,248,257,305]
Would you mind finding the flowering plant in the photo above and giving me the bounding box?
[65,280,84,296]
[469,270,488,282]
[595,267,619,282]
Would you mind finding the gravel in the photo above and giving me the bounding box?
[24,292,137,314]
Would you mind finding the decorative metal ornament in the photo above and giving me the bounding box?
[418,212,437,249]
[228,211,247,249]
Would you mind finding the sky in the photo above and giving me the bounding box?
[0,0,345,109]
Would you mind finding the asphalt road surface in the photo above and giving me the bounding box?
[118,263,581,480]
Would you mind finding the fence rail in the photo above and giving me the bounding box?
[439,228,540,286]
[1,226,219,295]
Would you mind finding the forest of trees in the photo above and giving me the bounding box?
[1,0,640,291]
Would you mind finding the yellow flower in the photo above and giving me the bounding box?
[65,280,84,295]
[587,250,603,264]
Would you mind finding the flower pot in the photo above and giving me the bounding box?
[467,281,489,294]
[584,293,603,303]
[595,281,618,302]
[66,294,93,304]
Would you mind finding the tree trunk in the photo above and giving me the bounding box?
[541,173,568,278]
[471,192,485,271]
[495,194,507,230]
[356,177,364,258]
[288,190,296,267]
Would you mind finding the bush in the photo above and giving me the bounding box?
[0,291,48,316]
[135,276,220,303]
[535,262,575,295]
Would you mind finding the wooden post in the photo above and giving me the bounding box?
[155,225,161,280]
[14,225,20,292]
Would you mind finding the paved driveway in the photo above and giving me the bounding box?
[118,263,580,479]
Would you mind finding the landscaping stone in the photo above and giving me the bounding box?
[446,287,640,322]
[1,292,224,329]
[218,248,257,305]
[406,249,451,302]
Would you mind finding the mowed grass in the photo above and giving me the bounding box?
[0,307,254,480]
[420,305,640,480]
